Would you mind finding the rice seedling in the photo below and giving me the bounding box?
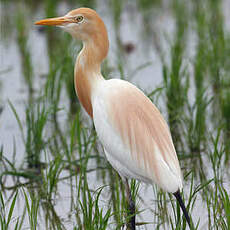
[23,189,39,230]
[16,8,34,102]
[0,190,20,230]
[76,0,95,8]
[0,1,14,42]
[75,176,111,229]
[204,0,230,162]
[9,100,50,169]
[190,0,209,156]
[161,0,189,154]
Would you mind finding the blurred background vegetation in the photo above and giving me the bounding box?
[0,0,230,229]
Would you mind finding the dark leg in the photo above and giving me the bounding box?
[173,190,191,228]
[124,179,136,230]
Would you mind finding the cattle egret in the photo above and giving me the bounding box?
[35,8,191,229]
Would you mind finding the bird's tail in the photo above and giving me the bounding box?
[173,190,191,228]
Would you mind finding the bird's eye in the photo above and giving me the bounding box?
[75,16,84,23]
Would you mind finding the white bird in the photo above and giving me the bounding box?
[35,8,191,229]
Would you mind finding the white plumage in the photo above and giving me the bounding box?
[92,78,183,193]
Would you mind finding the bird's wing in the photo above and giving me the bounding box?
[92,79,182,193]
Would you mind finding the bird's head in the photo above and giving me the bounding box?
[35,8,108,43]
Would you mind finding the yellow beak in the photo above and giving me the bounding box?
[34,16,72,26]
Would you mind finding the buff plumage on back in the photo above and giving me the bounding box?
[107,82,183,192]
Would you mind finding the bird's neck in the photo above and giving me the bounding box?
[74,36,109,117]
